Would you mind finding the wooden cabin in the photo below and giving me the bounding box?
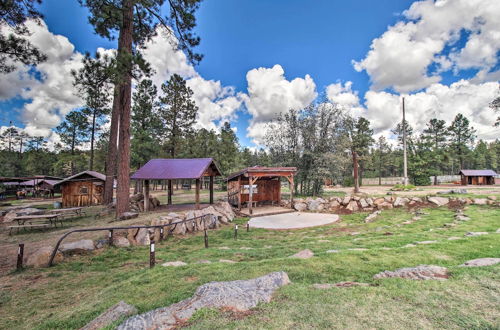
[131,158,222,211]
[459,170,497,185]
[55,171,106,207]
[227,166,297,215]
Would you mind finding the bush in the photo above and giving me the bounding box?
[343,177,354,187]
[412,175,431,186]
[391,183,417,191]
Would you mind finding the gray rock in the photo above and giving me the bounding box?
[345,200,359,212]
[326,249,340,253]
[26,246,63,268]
[59,239,95,254]
[447,236,461,240]
[359,199,369,208]
[455,215,470,221]
[393,197,409,207]
[308,198,325,211]
[364,210,381,223]
[415,240,437,245]
[219,259,237,263]
[196,260,212,264]
[135,228,152,245]
[428,197,449,206]
[119,212,138,220]
[373,265,449,280]
[460,258,500,267]
[81,301,137,330]
[465,232,489,237]
[342,196,351,206]
[113,236,131,248]
[290,249,314,259]
[293,202,307,212]
[212,201,235,223]
[94,239,109,249]
[3,207,44,223]
[162,261,187,267]
[117,272,290,330]
[472,198,488,205]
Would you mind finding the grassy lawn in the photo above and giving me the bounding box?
[0,205,499,329]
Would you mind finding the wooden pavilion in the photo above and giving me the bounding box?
[131,158,222,211]
[54,171,106,207]
[459,169,497,185]
[227,166,297,215]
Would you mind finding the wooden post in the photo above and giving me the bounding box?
[237,176,242,211]
[17,243,24,270]
[195,178,200,210]
[249,175,253,215]
[209,176,214,204]
[150,239,155,268]
[143,179,150,212]
[167,180,172,205]
[289,175,294,208]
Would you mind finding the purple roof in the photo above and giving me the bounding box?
[459,169,497,176]
[131,158,222,180]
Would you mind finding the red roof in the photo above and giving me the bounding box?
[227,166,297,181]
[131,158,222,180]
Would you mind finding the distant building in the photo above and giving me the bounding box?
[54,171,106,207]
[459,170,497,185]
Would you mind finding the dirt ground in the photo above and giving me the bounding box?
[327,184,500,196]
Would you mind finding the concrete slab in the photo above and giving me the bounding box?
[248,212,340,230]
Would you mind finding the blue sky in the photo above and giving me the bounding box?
[1,0,499,147]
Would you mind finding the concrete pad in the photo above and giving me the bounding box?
[248,212,340,230]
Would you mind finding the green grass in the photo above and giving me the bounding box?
[0,205,499,329]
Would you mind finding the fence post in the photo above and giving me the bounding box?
[246,223,249,232]
[204,229,208,248]
[108,229,113,246]
[160,227,164,241]
[150,239,155,268]
[234,224,238,240]
[17,243,24,270]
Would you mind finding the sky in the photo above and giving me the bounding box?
[1,0,499,149]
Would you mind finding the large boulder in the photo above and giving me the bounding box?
[59,239,95,254]
[472,198,488,205]
[81,301,137,330]
[428,197,449,206]
[212,201,235,222]
[373,265,449,280]
[117,272,290,330]
[26,246,63,268]
[329,200,340,210]
[308,198,325,211]
[134,228,152,245]
[345,201,359,212]
[393,197,409,207]
[293,202,307,212]
[460,258,500,267]
[113,236,131,248]
[359,199,369,209]
[342,196,351,206]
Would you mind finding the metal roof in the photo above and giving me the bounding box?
[54,170,106,185]
[131,158,222,180]
[459,169,497,176]
[227,166,297,181]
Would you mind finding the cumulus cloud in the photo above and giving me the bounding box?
[244,64,317,144]
[326,81,365,117]
[353,0,500,93]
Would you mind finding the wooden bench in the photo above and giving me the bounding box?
[8,223,51,235]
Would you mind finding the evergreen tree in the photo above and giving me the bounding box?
[159,73,198,157]
[391,120,414,147]
[0,0,47,73]
[422,118,447,184]
[374,136,390,185]
[80,0,203,215]
[217,122,239,175]
[55,110,89,174]
[72,51,113,170]
[345,116,374,192]
[448,113,476,170]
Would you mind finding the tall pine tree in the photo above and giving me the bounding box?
[448,113,476,170]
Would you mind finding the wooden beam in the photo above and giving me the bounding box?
[209,176,214,204]
[248,175,253,215]
[195,178,200,210]
[167,180,172,205]
[288,175,294,208]
[143,179,150,212]
[237,176,241,210]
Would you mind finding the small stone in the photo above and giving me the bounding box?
[119,212,139,220]
[472,198,488,205]
[326,249,340,253]
[218,246,230,250]
[416,240,437,245]
[162,261,187,267]
[196,260,212,264]
[240,247,253,250]
[404,244,416,248]
[465,232,489,237]
[219,259,237,263]
[293,202,307,212]
[373,265,449,280]
[455,215,470,221]
[317,240,330,243]
[313,282,369,289]
[348,248,368,251]
[460,258,500,267]
[290,249,314,259]
[447,236,461,240]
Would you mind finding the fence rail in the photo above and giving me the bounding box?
[48,214,216,267]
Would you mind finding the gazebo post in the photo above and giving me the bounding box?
[209,176,214,204]
[237,176,241,211]
[167,180,172,205]
[195,178,200,210]
[249,175,253,215]
[288,175,294,209]
[143,179,150,212]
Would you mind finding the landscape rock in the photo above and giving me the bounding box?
[313,282,370,289]
[81,301,137,330]
[465,232,488,237]
[359,199,369,208]
[415,240,437,245]
[213,201,235,222]
[342,196,351,206]
[134,228,152,245]
[219,259,237,263]
[3,207,44,223]
[308,198,325,211]
[326,249,340,253]
[345,200,359,212]
[447,236,461,240]
[472,198,488,205]
[437,189,467,195]
[364,210,381,223]
[290,249,314,259]
[26,246,63,268]
[293,202,307,212]
[455,215,470,221]
[377,202,393,210]
[59,239,95,254]
[162,261,188,267]
[460,258,500,267]
[329,200,340,209]
[373,265,449,280]
[393,197,408,207]
[428,197,449,206]
[113,236,131,248]
[117,272,290,330]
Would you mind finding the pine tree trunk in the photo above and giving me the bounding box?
[90,111,96,170]
[353,151,360,193]
[104,86,120,204]
[115,0,134,217]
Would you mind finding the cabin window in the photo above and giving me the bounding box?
[79,186,89,195]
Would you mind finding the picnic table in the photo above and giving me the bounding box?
[8,214,60,235]
[49,207,85,218]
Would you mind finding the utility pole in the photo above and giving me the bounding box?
[402,97,408,185]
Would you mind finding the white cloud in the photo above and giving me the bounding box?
[353,0,500,93]
[326,81,365,117]
[244,64,317,144]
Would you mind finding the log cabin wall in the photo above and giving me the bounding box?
[228,178,281,205]
[61,180,104,207]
